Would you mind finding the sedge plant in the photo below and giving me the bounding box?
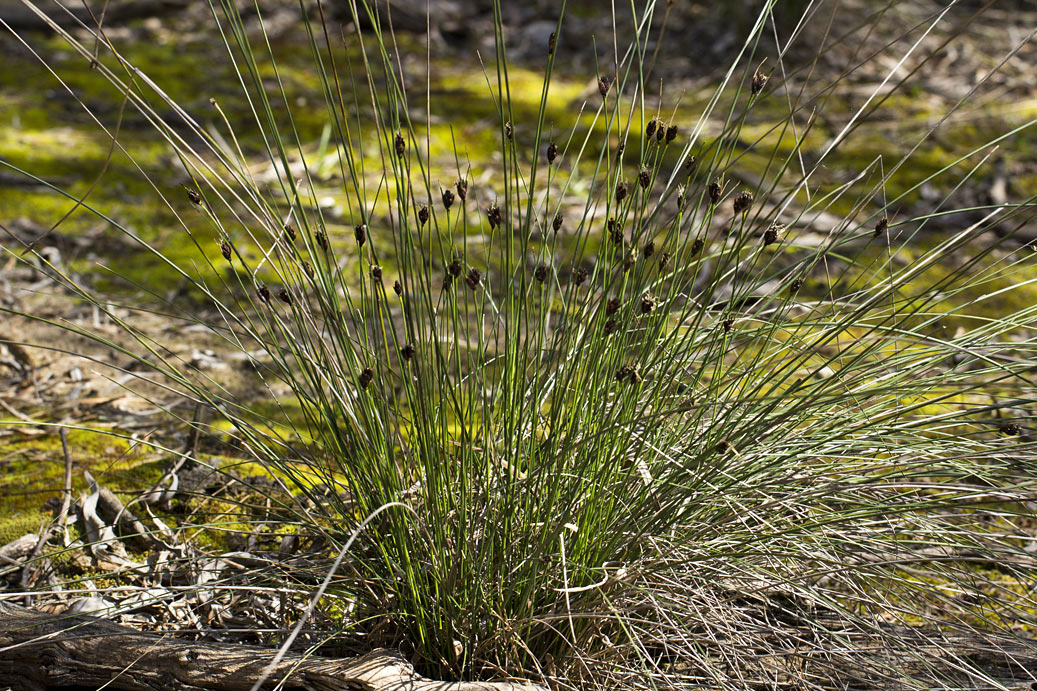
[3,0,1037,689]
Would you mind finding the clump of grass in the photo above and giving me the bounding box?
[3,1,1037,689]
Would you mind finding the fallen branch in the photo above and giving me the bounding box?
[0,602,545,691]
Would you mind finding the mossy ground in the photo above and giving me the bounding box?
[3,6,1033,521]
[1,15,1031,430]
[3,13,1032,293]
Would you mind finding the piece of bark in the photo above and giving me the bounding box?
[0,534,38,564]
[0,534,40,579]
[0,601,545,691]
[94,486,160,551]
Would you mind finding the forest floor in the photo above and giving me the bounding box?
[1,0,1036,669]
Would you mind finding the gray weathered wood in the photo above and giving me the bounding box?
[0,602,544,691]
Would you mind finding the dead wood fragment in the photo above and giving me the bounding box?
[94,485,160,551]
[0,535,38,567]
[0,602,546,691]
[0,335,34,371]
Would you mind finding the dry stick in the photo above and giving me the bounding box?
[56,428,73,539]
[184,401,203,458]
[0,335,42,411]
[0,398,34,424]
[17,427,74,597]
[0,336,34,370]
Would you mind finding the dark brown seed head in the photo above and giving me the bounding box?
[665,124,678,143]
[553,212,563,233]
[656,125,665,142]
[606,297,621,315]
[659,252,672,270]
[638,166,651,190]
[358,367,374,390]
[616,365,641,384]
[751,67,768,96]
[354,223,367,247]
[790,277,804,293]
[733,190,754,214]
[615,142,625,163]
[708,178,724,205]
[1001,422,1022,436]
[505,121,513,140]
[315,230,328,251]
[716,439,732,454]
[400,344,415,362]
[642,240,655,259]
[722,317,734,333]
[685,155,697,173]
[763,226,780,245]
[371,265,382,281]
[456,178,468,202]
[534,264,549,284]
[615,180,628,203]
[448,256,464,278]
[277,287,291,304]
[220,239,232,261]
[394,132,406,157]
[487,202,502,230]
[598,74,611,98]
[393,280,403,296]
[302,261,313,278]
[573,266,589,285]
[442,188,455,211]
[284,224,297,243]
[645,119,657,139]
[187,188,202,205]
[548,31,556,55]
[874,216,889,237]
[691,238,704,256]
[466,268,482,290]
[639,293,657,314]
[607,219,624,245]
[258,285,271,302]
[604,317,618,335]
[546,142,558,164]
[418,205,430,226]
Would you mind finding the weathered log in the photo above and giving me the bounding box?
[0,602,544,691]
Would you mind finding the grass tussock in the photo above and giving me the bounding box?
[3,1,1037,689]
